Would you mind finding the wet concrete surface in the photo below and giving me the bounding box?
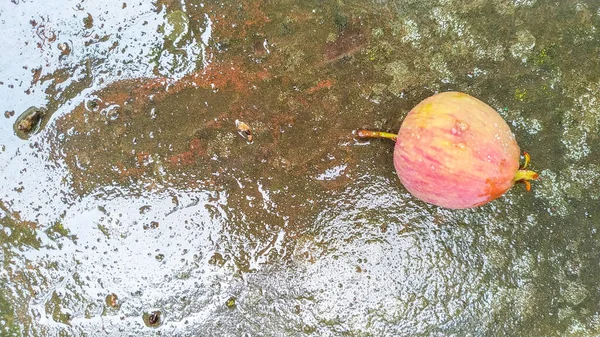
[1,1,600,336]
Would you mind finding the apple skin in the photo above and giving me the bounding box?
[393,92,521,209]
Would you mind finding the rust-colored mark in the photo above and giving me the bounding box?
[31,67,42,85]
[168,151,195,166]
[115,162,144,178]
[175,59,257,95]
[306,79,333,93]
[256,68,271,81]
[206,1,270,41]
[135,151,151,166]
[189,138,207,156]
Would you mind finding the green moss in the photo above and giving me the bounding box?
[45,291,71,326]
[536,48,549,65]
[365,43,393,62]
[514,88,527,101]
[302,325,317,333]
[165,10,190,44]
[226,296,236,309]
[97,224,110,239]
[0,292,22,337]
[0,216,41,250]
[44,222,69,239]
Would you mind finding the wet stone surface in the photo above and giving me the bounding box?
[1,0,600,336]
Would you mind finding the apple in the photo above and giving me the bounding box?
[357,91,538,209]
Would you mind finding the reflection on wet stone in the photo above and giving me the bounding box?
[2,0,600,336]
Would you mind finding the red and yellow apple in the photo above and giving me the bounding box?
[357,91,538,209]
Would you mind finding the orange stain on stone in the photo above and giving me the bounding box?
[168,151,195,166]
[306,79,333,93]
[189,138,207,157]
[115,162,144,178]
[207,0,270,40]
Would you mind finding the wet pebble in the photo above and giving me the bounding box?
[142,310,163,328]
[105,293,120,309]
[14,106,46,138]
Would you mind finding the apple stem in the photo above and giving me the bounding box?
[355,129,398,142]
[514,152,539,191]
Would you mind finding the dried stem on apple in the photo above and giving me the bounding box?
[355,129,397,141]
